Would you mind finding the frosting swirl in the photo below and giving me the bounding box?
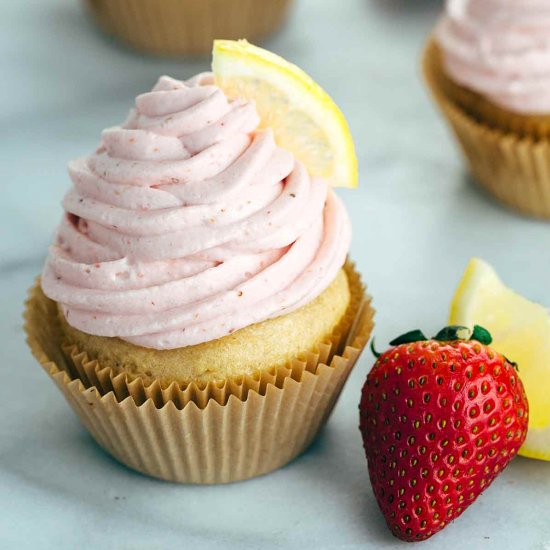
[41,74,351,349]
[436,0,550,114]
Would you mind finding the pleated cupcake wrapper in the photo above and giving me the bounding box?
[423,38,550,220]
[25,262,374,484]
[425,41,550,140]
[84,0,293,56]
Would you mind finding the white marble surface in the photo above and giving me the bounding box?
[2,0,550,548]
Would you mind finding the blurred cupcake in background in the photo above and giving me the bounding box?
[84,0,293,56]
[423,0,550,219]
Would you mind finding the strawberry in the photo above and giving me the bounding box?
[359,325,529,542]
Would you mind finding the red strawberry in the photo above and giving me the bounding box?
[359,325,529,542]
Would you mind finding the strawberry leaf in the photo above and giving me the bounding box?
[389,330,428,346]
[471,325,493,345]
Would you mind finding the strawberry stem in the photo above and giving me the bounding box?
[434,324,492,345]
[433,325,471,341]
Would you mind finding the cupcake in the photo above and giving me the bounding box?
[25,42,373,484]
[423,0,550,219]
[84,0,293,56]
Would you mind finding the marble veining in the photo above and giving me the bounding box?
[1,0,550,548]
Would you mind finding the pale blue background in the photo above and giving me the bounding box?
[2,0,550,548]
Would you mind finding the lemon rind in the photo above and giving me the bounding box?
[450,257,550,461]
[212,39,358,189]
[449,257,497,325]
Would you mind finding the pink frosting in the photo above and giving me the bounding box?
[436,0,550,114]
[41,74,351,350]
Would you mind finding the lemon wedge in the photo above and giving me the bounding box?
[212,39,358,188]
[450,258,550,461]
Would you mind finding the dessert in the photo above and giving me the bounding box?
[25,41,374,483]
[360,326,528,541]
[423,0,550,219]
[450,258,550,461]
[83,0,293,56]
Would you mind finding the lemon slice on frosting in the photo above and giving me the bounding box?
[450,258,550,461]
[212,39,358,189]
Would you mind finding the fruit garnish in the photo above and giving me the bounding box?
[450,257,550,461]
[212,39,358,188]
[359,326,528,542]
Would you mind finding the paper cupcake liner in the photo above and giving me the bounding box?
[25,262,374,484]
[83,0,293,56]
[424,40,550,140]
[423,39,550,220]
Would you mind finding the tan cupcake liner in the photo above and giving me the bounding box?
[423,38,550,220]
[84,0,293,56]
[25,262,374,484]
[425,40,550,140]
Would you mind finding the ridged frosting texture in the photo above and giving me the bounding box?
[41,74,351,350]
[436,0,550,114]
